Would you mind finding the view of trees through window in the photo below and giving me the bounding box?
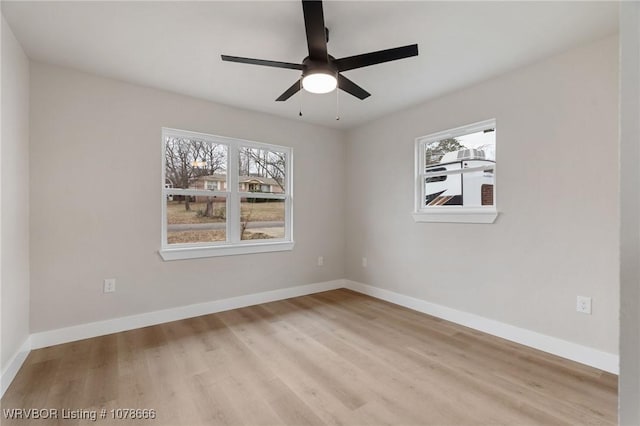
[165,137,227,209]
[238,147,286,241]
[164,133,289,246]
[425,138,465,166]
[239,147,285,192]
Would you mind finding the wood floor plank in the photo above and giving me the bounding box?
[311,291,616,424]
[215,374,283,426]
[260,300,477,425]
[1,290,617,425]
[278,297,532,425]
[306,290,618,423]
[218,307,363,425]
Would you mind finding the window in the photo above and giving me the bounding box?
[160,128,293,260]
[413,119,497,223]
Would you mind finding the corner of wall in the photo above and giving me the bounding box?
[1,13,32,394]
[619,2,640,424]
[0,336,31,398]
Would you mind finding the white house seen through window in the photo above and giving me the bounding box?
[160,128,293,260]
[414,119,497,224]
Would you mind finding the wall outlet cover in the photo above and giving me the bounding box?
[576,296,592,314]
[103,278,116,293]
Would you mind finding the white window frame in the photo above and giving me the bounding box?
[413,119,498,224]
[160,128,294,260]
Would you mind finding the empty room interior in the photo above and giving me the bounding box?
[1,1,640,425]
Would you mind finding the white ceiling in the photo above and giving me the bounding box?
[2,1,618,129]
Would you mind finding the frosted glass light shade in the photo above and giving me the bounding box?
[302,73,337,94]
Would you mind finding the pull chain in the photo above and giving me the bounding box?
[298,79,303,117]
[335,84,340,121]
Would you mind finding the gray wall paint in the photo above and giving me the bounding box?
[29,62,345,332]
[345,36,619,355]
[1,16,30,370]
[619,3,640,424]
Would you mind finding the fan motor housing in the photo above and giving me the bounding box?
[302,56,337,78]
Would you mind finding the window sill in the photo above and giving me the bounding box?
[159,241,295,261]
[413,208,498,224]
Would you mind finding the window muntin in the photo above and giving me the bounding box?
[414,119,497,223]
[161,128,292,257]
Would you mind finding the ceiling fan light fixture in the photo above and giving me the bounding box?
[302,72,337,94]
[221,0,418,102]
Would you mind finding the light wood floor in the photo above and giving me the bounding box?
[2,289,617,425]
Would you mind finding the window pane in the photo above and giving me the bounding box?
[165,136,227,190]
[424,165,495,207]
[425,173,462,206]
[425,129,495,168]
[238,147,286,193]
[166,196,227,244]
[425,138,464,166]
[463,166,494,207]
[423,126,495,208]
[240,198,285,240]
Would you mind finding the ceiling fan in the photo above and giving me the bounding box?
[221,0,419,102]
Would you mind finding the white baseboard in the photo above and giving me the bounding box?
[4,278,617,399]
[344,280,619,374]
[1,336,31,398]
[30,279,344,350]
[4,280,341,398]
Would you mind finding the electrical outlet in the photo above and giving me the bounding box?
[576,296,591,314]
[103,278,116,293]
[362,257,368,268]
[317,256,324,266]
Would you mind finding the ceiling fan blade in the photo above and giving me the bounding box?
[276,79,302,101]
[338,74,370,100]
[221,55,303,70]
[333,44,419,72]
[302,0,328,61]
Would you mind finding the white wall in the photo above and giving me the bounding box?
[1,16,30,372]
[619,3,640,424]
[345,36,619,355]
[29,62,345,332]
